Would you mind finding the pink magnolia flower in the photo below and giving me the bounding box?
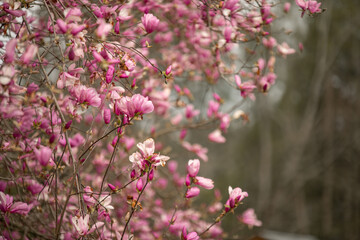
[96,19,112,39]
[5,39,17,63]
[277,42,296,57]
[71,85,101,108]
[308,0,322,14]
[228,186,248,204]
[284,2,291,13]
[185,187,200,199]
[141,13,160,34]
[187,159,200,177]
[182,141,208,162]
[103,108,111,124]
[34,146,52,166]
[194,176,214,190]
[114,94,154,118]
[0,192,31,215]
[129,138,170,171]
[182,226,200,240]
[185,104,200,119]
[239,208,262,228]
[72,214,104,236]
[106,65,115,83]
[21,44,38,64]
[208,129,226,143]
[235,75,256,98]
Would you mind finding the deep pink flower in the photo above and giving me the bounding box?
[185,104,200,119]
[34,146,52,166]
[141,13,160,34]
[114,94,154,118]
[106,65,115,83]
[235,75,256,98]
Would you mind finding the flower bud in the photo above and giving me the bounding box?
[187,159,200,177]
[65,120,72,130]
[136,178,143,192]
[185,174,191,186]
[185,187,200,199]
[106,65,115,84]
[108,183,116,191]
[103,109,111,124]
[149,169,154,181]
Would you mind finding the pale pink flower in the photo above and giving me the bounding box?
[235,75,256,98]
[187,159,200,177]
[141,13,160,34]
[96,19,112,39]
[284,2,291,13]
[194,176,214,190]
[98,195,114,211]
[5,39,17,63]
[308,0,322,14]
[207,100,220,118]
[228,186,248,203]
[277,42,296,57]
[208,129,226,143]
[182,142,208,162]
[129,138,170,171]
[185,187,200,199]
[72,215,104,236]
[239,208,262,228]
[21,44,38,64]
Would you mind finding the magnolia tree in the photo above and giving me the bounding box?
[0,0,323,239]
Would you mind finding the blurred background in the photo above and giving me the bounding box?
[168,0,360,239]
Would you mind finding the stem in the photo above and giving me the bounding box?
[121,173,150,240]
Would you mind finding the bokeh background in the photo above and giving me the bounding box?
[165,0,360,239]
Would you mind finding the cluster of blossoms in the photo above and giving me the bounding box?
[0,0,322,239]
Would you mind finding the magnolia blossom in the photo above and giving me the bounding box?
[194,176,214,190]
[182,226,200,240]
[185,187,200,199]
[70,85,101,107]
[239,208,262,228]
[34,146,52,166]
[235,75,256,98]
[129,138,170,171]
[277,42,296,57]
[114,94,154,118]
[141,13,160,34]
[187,159,200,177]
[72,214,104,236]
[208,129,226,143]
[0,192,31,215]
[182,142,208,162]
